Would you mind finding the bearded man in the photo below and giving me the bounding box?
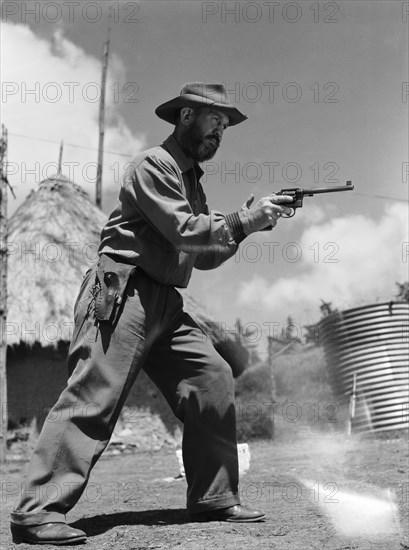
[11,83,292,545]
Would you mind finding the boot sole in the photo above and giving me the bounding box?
[189,513,266,523]
[12,533,87,545]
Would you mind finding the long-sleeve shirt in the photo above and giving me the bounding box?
[98,135,240,288]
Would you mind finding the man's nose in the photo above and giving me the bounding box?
[214,126,223,139]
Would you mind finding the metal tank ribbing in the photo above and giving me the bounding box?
[319,302,409,433]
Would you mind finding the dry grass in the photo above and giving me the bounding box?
[7,175,107,346]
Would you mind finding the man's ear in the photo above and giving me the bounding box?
[179,107,195,126]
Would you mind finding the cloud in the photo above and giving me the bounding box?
[237,202,408,326]
[2,22,145,213]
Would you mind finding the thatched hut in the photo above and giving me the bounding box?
[7,175,106,347]
[6,174,249,439]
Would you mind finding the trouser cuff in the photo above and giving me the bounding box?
[187,491,240,513]
[10,510,66,526]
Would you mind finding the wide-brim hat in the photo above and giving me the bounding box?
[155,82,247,127]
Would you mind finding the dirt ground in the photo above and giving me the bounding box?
[1,432,408,550]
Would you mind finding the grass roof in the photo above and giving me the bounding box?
[7,175,106,346]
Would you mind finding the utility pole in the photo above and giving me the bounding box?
[96,28,110,209]
[57,140,63,178]
[0,125,14,463]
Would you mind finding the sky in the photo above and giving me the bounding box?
[1,0,408,352]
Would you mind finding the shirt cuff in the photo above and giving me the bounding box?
[224,212,247,244]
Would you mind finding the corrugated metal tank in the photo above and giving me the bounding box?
[319,302,409,433]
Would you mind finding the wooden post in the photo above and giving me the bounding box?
[96,30,110,209]
[267,336,275,439]
[347,373,357,435]
[0,125,9,462]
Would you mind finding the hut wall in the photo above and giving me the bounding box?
[6,344,176,433]
[7,344,70,428]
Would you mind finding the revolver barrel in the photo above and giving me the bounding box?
[302,181,354,196]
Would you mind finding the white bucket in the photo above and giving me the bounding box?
[237,442,250,475]
[175,443,250,477]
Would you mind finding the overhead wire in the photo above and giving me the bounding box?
[352,192,408,203]
[8,132,132,158]
[6,132,409,203]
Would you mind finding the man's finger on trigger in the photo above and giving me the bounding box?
[278,203,293,212]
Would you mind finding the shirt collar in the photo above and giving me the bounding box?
[162,135,203,179]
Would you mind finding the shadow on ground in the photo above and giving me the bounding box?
[71,508,188,535]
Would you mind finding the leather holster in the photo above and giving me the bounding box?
[94,254,136,325]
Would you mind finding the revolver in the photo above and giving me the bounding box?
[276,180,354,218]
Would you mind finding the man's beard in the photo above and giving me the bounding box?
[179,121,220,162]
